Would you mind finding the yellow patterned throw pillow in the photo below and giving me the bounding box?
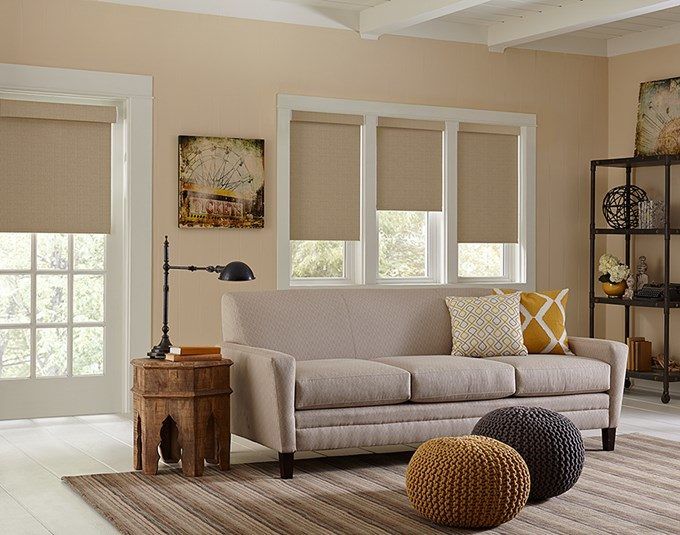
[445,294,528,358]
[492,289,573,355]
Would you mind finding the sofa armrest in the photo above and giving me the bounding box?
[222,342,296,453]
[568,336,628,427]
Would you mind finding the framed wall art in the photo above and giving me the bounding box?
[635,76,680,157]
[178,135,264,228]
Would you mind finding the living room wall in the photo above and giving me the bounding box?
[608,43,680,366]
[0,0,608,346]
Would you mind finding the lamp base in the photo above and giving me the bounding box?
[147,335,172,359]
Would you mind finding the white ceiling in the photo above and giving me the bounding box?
[274,0,383,8]
[570,6,680,39]
[439,0,584,26]
[98,0,680,57]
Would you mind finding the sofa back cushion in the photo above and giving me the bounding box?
[341,287,486,358]
[222,287,488,360]
[222,289,355,360]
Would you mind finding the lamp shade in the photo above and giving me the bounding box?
[218,261,255,281]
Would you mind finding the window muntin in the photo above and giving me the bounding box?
[0,233,106,379]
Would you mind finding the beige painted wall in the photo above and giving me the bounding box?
[608,43,680,364]
[0,0,608,348]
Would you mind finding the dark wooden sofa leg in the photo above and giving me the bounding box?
[602,428,616,451]
[279,452,294,479]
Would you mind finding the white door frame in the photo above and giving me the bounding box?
[0,63,153,417]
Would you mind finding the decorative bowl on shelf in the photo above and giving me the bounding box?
[602,281,626,297]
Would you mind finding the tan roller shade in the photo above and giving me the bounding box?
[0,99,117,234]
[458,131,519,244]
[290,111,362,241]
[459,122,520,136]
[290,111,363,126]
[377,118,443,212]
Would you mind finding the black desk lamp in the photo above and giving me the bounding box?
[148,236,255,358]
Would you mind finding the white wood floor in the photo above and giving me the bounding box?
[1,389,679,535]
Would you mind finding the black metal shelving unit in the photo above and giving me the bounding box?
[590,155,680,404]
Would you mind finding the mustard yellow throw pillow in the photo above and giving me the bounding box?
[492,289,573,355]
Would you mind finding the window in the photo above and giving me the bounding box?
[457,243,522,282]
[277,96,536,290]
[0,233,106,379]
[458,243,504,279]
[377,211,442,282]
[291,240,345,279]
[0,63,152,420]
[378,211,428,279]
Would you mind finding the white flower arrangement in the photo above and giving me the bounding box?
[598,253,630,284]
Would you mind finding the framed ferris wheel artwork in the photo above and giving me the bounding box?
[178,135,265,228]
[635,76,680,157]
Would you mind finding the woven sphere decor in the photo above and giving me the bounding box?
[602,185,648,229]
[405,436,530,528]
[473,406,585,502]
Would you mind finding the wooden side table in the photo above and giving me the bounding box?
[131,358,232,476]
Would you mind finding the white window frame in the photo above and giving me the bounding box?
[277,95,536,291]
[0,63,153,415]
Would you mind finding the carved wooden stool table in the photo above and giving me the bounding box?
[131,358,232,476]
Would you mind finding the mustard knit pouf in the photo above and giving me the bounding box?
[405,436,530,528]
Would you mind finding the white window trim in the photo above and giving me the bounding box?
[277,94,536,291]
[0,63,153,413]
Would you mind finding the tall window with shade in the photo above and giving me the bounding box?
[0,99,116,380]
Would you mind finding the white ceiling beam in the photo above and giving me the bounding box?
[487,0,680,52]
[359,0,493,39]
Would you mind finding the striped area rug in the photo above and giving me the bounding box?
[63,434,680,535]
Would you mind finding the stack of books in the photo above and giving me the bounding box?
[627,337,652,372]
[165,346,222,362]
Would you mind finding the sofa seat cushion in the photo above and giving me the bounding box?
[487,355,610,397]
[373,356,516,403]
[295,359,411,410]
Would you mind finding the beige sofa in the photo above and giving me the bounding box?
[221,288,627,478]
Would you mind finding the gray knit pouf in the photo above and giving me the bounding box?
[472,406,585,502]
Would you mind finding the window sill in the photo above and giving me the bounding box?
[289,278,356,287]
[284,281,534,291]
